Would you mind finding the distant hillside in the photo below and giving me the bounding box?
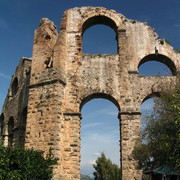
[80,173,93,180]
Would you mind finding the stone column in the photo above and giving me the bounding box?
[117,29,128,56]
[119,111,142,180]
[3,121,8,147]
[3,135,8,147]
[58,112,81,180]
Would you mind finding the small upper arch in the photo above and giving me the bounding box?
[81,15,118,36]
[77,7,124,35]
[138,54,177,76]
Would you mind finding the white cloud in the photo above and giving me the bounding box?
[83,108,118,119]
[99,108,118,116]
[81,132,120,161]
[93,152,100,156]
[81,131,120,176]
[82,122,104,129]
[175,24,180,27]
[0,72,11,80]
[88,159,96,165]
[0,18,8,29]
[80,160,95,177]
[86,133,113,144]
[136,15,151,23]
[81,159,96,171]
[174,24,180,29]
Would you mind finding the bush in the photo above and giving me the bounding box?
[0,144,58,180]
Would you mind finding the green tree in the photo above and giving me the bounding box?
[0,144,58,180]
[133,79,180,171]
[93,152,121,180]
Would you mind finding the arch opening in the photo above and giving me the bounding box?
[80,97,120,177]
[82,16,118,35]
[12,77,18,96]
[80,93,120,112]
[82,16,118,55]
[141,98,155,133]
[20,107,27,147]
[142,92,160,104]
[0,113,4,138]
[8,117,14,147]
[140,93,160,135]
[138,54,177,76]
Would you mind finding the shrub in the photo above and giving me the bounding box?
[0,144,58,180]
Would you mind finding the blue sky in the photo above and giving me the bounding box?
[0,0,180,176]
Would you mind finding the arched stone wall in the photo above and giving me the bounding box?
[1,57,31,147]
[26,7,180,180]
[1,6,180,180]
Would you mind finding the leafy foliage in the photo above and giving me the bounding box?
[0,144,58,180]
[165,39,171,45]
[133,79,180,172]
[93,152,121,180]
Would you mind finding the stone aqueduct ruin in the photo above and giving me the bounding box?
[1,7,180,180]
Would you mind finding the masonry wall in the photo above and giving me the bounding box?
[1,58,31,147]
[1,7,180,180]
